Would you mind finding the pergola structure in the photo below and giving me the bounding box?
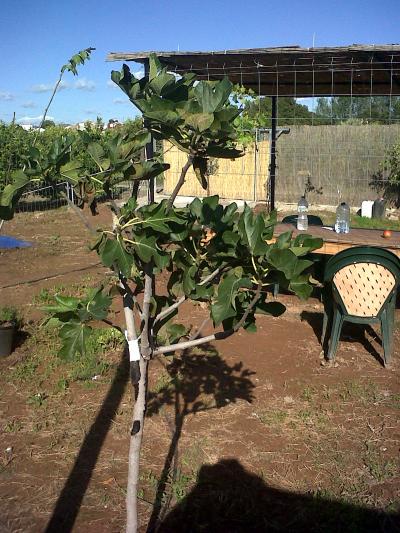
[107,45,400,209]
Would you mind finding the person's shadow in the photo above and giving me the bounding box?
[146,344,256,532]
[159,458,400,533]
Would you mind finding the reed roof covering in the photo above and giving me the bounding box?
[107,44,400,97]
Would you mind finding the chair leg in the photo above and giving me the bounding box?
[321,311,328,347]
[327,308,343,361]
[321,286,333,353]
[381,299,395,367]
[273,283,278,299]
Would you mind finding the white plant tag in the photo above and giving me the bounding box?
[125,331,141,361]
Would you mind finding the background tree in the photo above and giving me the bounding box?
[314,96,400,124]
[245,95,315,126]
[42,119,56,129]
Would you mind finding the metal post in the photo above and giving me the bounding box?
[269,96,277,211]
[144,60,155,203]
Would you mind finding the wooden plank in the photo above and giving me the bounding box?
[270,223,400,257]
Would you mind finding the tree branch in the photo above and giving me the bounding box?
[61,192,97,234]
[153,267,223,326]
[166,154,193,210]
[190,317,210,341]
[34,71,64,144]
[153,282,263,356]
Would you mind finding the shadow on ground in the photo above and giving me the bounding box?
[159,458,400,533]
[146,344,256,531]
[44,349,129,532]
[301,310,385,365]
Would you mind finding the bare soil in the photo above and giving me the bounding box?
[0,206,399,532]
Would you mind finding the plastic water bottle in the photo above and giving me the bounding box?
[335,202,350,233]
[297,196,309,231]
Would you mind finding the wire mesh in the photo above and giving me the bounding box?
[17,182,71,213]
[15,180,149,214]
[163,49,400,208]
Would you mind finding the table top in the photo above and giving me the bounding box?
[273,223,400,256]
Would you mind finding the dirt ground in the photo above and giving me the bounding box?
[0,205,399,533]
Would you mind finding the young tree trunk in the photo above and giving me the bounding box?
[126,265,153,532]
[126,356,148,533]
[126,155,193,531]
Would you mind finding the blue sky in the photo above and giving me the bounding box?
[0,0,399,125]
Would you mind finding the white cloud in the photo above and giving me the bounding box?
[75,78,96,91]
[84,109,97,115]
[0,91,14,101]
[17,114,54,125]
[31,80,69,93]
[31,83,52,93]
[113,98,130,105]
[21,101,36,109]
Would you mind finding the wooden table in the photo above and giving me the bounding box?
[272,223,400,257]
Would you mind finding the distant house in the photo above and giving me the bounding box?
[19,124,33,131]
[107,118,121,129]
[19,124,44,132]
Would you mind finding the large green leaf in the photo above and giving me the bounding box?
[124,161,169,181]
[194,78,232,113]
[289,277,313,300]
[149,71,176,96]
[211,273,253,326]
[139,201,185,233]
[182,265,197,295]
[87,143,110,171]
[0,170,30,220]
[60,160,84,182]
[275,231,292,249]
[184,112,214,132]
[42,295,80,314]
[149,53,163,81]
[165,323,188,344]
[193,156,208,189]
[111,64,143,101]
[205,145,243,159]
[293,234,323,253]
[58,321,92,361]
[268,248,298,279]
[86,288,112,320]
[238,206,268,256]
[100,237,133,277]
[131,233,158,263]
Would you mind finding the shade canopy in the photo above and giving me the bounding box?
[107,44,400,98]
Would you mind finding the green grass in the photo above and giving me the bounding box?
[363,444,399,482]
[350,215,400,230]
[280,209,400,230]
[257,409,289,426]
[338,380,380,404]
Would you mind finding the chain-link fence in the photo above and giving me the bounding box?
[17,182,72,213]
[16,180,150,214]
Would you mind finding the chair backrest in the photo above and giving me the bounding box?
[324,246,400,318]
[281,214,323,226]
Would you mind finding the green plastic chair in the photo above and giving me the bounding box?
[321,246,400,366]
